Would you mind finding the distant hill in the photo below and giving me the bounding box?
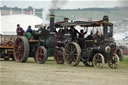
[48,7,128,21]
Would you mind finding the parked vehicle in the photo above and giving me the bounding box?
[13,15,70,64]
[0,34,16,61]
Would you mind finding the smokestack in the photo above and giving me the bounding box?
[103,15,109,39]
[103,15,109,22]
[64,18,69,22]
[50,14,55,32]
[45,14,57,48]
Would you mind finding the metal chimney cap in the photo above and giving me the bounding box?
[103,15,109,21]
[64,18,69,22]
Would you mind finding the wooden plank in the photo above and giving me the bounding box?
[0,46,13,49]
[29,40,39,42]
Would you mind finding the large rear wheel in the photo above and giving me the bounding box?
[13,36,29,62]
[64,42,81,66]
[35,46,48,64]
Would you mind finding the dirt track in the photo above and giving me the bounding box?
[0,58,128,85]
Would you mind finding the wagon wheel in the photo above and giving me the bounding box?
[13,36,29,62]
[108,53,119,69]
[83,61,93,67]
[117,49,123,61]
[3,49,9,61]
[64,42,81,66]
[93,53,104,68]
[54,47,64,64]
[35,46,48,64]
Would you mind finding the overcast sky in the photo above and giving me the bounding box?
[0,0,123,9]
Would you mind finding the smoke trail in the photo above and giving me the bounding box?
[51,0,68,9]
[43,0,68,23]
[43,6,50,24]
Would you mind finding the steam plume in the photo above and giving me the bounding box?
[43,0,68,23]
[51,0,68,9]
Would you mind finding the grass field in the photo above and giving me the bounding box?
[0,56,128,85]
[122,56,128,64]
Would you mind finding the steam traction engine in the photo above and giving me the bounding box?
[63,16,121,69]
[13,15,67,64]
[54,18,72,64]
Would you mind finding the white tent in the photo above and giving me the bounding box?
[0,14,43,35]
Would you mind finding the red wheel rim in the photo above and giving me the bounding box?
[14,38,24,61]
[54,47,64,64]
[36,48,44,63]
[56,51,64,63]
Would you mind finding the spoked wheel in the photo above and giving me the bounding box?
[83,61,93,67]
[54,47,64,64]
[35,46,48,64]
[108,53,119,69]
[64,42,81,66]
[13,36,29,62]
[93,53,104,68]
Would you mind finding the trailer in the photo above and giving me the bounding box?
[0,34,16,60]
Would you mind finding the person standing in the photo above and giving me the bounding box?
[16,24,24,36]
[78,28,88,49]
[78,28,88,39]
[70,26,79,41]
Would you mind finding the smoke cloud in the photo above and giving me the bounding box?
[43,0,68,24]
[51,0,68,9]
[43,6,50,24]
